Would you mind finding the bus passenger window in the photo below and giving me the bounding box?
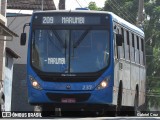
[114,33,118,59]
[132,34,135,47]
[114,27,119,59]
[121,28,124,44]
[127,31,129,45]
[141,38,144,52]
[120,28,125,59]
[136,36,140,64]
[131,34,135,62]
[141,38,144,65]
[126,31,130,60]
[137,36,139,50]
[134,35,138,64]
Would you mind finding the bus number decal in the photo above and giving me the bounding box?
[42,17,54,24]
[82,85,93,90]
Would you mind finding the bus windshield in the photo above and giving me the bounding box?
[31,28,109,73]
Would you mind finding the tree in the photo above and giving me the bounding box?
[59,0,65,10]
[103,0,138,24]
[145,0,160,76]
[88,2,101,11]
[144,0,160,109]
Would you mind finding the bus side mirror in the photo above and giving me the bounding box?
[116,34,123,46]
[20,23,30,46]
[20,33,26,45]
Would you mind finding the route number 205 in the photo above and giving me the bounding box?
[42,17,54,24]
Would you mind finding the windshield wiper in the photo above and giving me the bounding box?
[73,29,90,48]
[47,32,62,53]
[52,30,66,48]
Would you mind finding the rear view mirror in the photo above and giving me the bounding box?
[20,23,30,46]
[20,33,26,45]
[116,34,123,46]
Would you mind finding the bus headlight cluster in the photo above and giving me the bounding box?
[96,77,110,90]
[29,76,42,90]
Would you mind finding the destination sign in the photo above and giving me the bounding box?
[42,16,85,24]
[62,17,85,24]
[32,13,109,25]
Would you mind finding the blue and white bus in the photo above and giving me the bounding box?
[21,10,146,116]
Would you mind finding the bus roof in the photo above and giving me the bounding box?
[33,10,144,36]
[108,12,144,37]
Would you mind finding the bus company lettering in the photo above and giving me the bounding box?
[48,58,65,64]
[62,17,85,24]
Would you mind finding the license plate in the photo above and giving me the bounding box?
[61,98,76,103]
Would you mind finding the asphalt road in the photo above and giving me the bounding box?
[40,117,160,120]
[2,111,160,119]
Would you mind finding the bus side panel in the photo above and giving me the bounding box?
[113,21,120,105]
[139,66,146,106]
[112,15,145,107]
[121,61,132,106]
[130,63,136,106]
[123,30,131,90]
[113,58,118,105]
[121,30,131,106]
[112,22,125,105]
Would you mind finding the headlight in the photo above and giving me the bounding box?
[29,76,42,90]
[96,77,110,90]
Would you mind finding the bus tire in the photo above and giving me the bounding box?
[116,81,122,116]
[133,88,139,116]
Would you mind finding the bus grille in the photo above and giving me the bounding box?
[46,93,91,102]
[39,76,98,82]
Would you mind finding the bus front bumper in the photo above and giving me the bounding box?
[28,86,113,106]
